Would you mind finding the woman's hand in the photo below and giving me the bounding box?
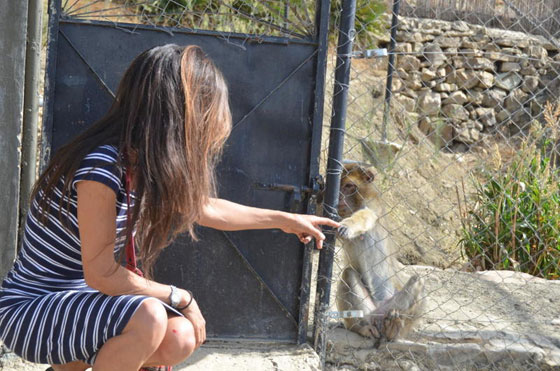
[279,214,340,250]
[179,290,206,348]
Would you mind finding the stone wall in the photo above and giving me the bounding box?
[381,17,560,149]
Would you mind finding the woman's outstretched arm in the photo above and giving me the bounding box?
[198,198,339,249]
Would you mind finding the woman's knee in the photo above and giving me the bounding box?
[156,317,196,365]
[125,298,168,346]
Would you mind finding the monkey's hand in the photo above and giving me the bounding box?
[338,208,378,240]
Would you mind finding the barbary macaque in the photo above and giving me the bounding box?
[335,163,424,345]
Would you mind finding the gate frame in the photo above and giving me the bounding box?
[40,0,334,345]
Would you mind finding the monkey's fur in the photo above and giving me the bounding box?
[336,163,424,345]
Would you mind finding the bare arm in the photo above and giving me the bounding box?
[198,198,339,249]
[76,180,192,305]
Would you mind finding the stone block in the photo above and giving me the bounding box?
[500,62,521,73]
[443,91,468,105]
[436,36,462,48]
[435,83,458,92]
[495,72,522,90]
[521,75,539,93]
[482,88,507,107]
[418,92,442,115]
[421,68,437,82]
[455,70,479,89]
[442,104,469,121]
[397,55,421,71]
[423,44,447,67]
[477,71,495,88]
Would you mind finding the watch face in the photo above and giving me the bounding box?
[170,286,181,307]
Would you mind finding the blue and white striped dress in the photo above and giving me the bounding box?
[0,145,149,365]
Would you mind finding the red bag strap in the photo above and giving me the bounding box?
[125,168,143,277]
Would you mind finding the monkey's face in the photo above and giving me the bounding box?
[338,163,377,218]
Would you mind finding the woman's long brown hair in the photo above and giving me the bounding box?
[31,44,232,278]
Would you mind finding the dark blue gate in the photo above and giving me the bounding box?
[42,0,331,343]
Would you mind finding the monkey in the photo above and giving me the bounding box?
[335,163,425,345]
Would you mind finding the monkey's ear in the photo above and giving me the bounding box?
[360,167,375,183]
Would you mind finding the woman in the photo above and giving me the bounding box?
[0,44,338,371]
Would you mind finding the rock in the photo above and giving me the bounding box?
[459,49,484,57]
[436,68,447,79]
[421,68,437,82]
[442,104,469,121]
[395,43,413,53]
[476,107,497,127]
[505,90,528,111]
[461,40,479,49]
[443,91,468,105]
[423,44,446,67]
[395,94,416,112]
[418,92,442,115]
[435,83,458,92]
[482,88,507,107]
[435,36,462,48]
[406,73,423,90]
[496,109,511,123]
[495,72,522,90]
[452,21,470,32]
[455,127,479,144]
[464,57,494,71]
[520,64,537,75]
[525,45,548,60]
[477,71,495,88]
[397,55,421,71]
[455,70,479,89]
[466,89,484,105]
[522,75,539,93]
[500,62,521,73]
[418,117,454,147]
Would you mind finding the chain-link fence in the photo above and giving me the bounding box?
[321,0,560,369]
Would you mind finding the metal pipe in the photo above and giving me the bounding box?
[19,0,44,247]
[381,0,401,142]
[298,0,331,346]
[313,0,356,362]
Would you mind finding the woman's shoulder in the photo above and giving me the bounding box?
[82,144,120,163]
[72,144,123,194]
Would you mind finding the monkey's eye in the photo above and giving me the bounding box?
[342,183,357,194]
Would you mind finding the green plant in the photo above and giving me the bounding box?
[130,0,387,45]
[459,103,560,279]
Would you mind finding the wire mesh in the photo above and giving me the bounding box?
[51,0,560,369]
[60,0,317,40]
[321,0,560,369]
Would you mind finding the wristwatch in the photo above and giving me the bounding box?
[169,285,181,308]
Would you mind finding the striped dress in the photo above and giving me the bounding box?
[0,145,150,365]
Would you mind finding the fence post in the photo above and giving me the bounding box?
[19,0,44,245]
[0,0,29,278]
[313,0,356,363]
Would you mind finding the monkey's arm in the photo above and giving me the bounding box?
[198,198,339,249]
[339,208,379,240]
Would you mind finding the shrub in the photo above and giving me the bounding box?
[460,102,560,279]
[129,0,386,46]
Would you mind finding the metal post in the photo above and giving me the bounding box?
[381,0,401,142]
[0,0,28,279]
[298,0,331,346]
[313,0,356,362]
[19,0,44,247]
[40,0,62,171]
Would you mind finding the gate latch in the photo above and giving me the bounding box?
[253,176,324,213]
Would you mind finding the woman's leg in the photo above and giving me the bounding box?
[50,361,90,371]
[93,298,168,370]
[92,298,197,370]
[142,316,197,367]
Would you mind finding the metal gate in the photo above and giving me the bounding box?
[42,0,330,343]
